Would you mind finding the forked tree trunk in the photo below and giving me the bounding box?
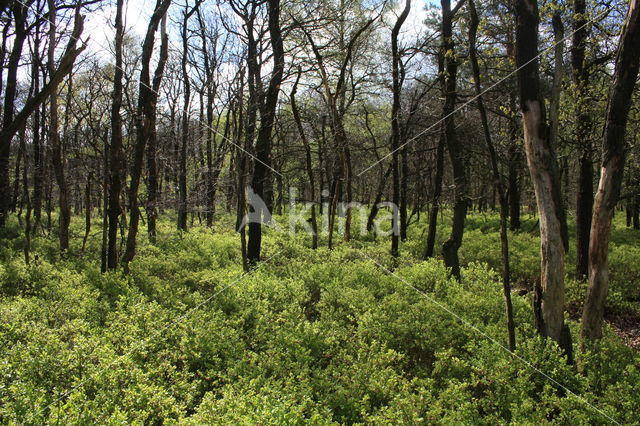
[122,0,171,269]
[178,2,198,232]
[247,0,285,264]
[582,0,640,342]
[516,0,572,359]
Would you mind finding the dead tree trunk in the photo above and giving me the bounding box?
[516,0,572,359]
[581,0,640,342]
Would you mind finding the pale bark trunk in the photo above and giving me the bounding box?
[516,0,572,358]
[582,0,640,342]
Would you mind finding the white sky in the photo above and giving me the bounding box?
[82,0,433,62]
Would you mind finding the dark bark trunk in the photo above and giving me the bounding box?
[573,0,594,280]
[48,1,72,255]
[440,0,468,280]
[101,128,109,272]
[0,3,27,227]
[107,0,125,270]
[20,126,31,264]
[122,0,171,269]
[32,32,43,233]
[178,3,197,232]
[291,70,318,249]
[367,163,392,233]
[390,0,411,257]
[400,146,409,241]
[0,3,84,227]
[469,0,515,351]
[424,127,445,259]
[247,0,285,264]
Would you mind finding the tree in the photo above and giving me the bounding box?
[515,0,572,359]
[582,0,640,343]
[440,0,468,280]
[290,69,318,249]
[246,0,285,264]
[106,0,125,270]
[122,0,171,269]
[572,0,593,280]
[390,0,411,257]
[468,0,515,351]
[0,0,85,228]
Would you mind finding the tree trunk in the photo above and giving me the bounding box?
[572,0,593,280]
[178,3,197,232]
[424,127,445,259]
[582,0,640,342]
[291,70,318,249]
[47,1,71,255]
[390,0,410,256]
[107,0,125,270]
[122,0,171,269]
[469,0,515,351]
[31,30,43,233]
[440,0,468,280]
[0,2,84,228]
[247,0,285,264]
[516,0,572,359]
[367,163,392,233]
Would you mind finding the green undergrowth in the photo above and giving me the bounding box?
[0,210,638,424]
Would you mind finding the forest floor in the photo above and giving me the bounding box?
[1,210,639,423]
[606,316,640,349]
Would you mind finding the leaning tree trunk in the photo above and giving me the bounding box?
[0,2,84,228]
[291,70,318,249]
[516,0,572,359]
[122,0,171,269]
[469,0,515,351]
[581,0,640,342]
